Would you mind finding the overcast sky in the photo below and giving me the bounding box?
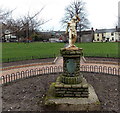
[0,0,119,31]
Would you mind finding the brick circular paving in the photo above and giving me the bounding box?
[1,57,119,77]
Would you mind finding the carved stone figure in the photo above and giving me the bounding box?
[65,14,80,48]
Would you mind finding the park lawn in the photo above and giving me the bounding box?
[2,42,64,62]
[2,42,119,62]
[76,42,119,58]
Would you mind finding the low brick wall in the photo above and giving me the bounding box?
[55,84,88,98]
[54,76,89,98]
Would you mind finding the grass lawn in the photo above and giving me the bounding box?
[2,42,64,62]
[2,42,119,62]
[76,42,119,58]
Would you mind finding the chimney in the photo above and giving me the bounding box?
[91,27,94,31]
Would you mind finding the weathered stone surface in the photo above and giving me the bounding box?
[61,48,83,82]
[53,76,89,98]
[60,47,83,56]
[71,84,82,88]
[61,75,81,84]
[63,84,72,88]
[45,47,101,111]
[63,94,75,97]
[45,84,101,111]
[82,83,89,88]
[56,91,65,94]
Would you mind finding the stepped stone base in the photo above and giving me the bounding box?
[55,76,89,98]
[45,83,101,111]
[45,47,101,111]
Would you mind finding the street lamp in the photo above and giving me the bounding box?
[0,14,4,42]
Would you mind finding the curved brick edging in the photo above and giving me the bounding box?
[1,57,59,71]
[1,65,119,85]
[82,57,119,65]
[1,56,119,72]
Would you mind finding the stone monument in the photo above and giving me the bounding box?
[45,15,101,111]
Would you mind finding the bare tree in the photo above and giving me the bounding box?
[0,8,15,41]
[0,8,12,20]
[61,0,90,32]
[2,7,51,41]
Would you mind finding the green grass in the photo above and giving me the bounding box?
[2,42,119,62]
[76,42,119,58]
[2,42,64,62]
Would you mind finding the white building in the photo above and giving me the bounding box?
[93,27,120,42]
[2,30,17,42]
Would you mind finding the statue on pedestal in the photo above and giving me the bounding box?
[45,14,101,111]
[65,14,80,48]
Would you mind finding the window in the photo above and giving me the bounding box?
[111,32,114,36]
[97,33,99,37]
[102,33,104,37]
[103,37,105,40]
[97,38,99,41]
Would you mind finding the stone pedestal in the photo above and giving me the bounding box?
[60,47,83,84]
[55,76,89,98]
[45,47,101,111]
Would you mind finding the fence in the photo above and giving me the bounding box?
[83,53,119,58]
[2,53,119,63]
[2,54,56,63]
[1,65,120,85]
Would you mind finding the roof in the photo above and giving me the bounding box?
[81,30,94,35]
[95,28,117,33]
[117,28,120,32]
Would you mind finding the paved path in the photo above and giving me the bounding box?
[1,57,119,77]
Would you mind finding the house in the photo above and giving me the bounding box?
[93,27,120,42]
[2,29,17,42]
[77,28,94,42]
[1,23,17,42]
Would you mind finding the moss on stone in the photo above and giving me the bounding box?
[45,82,56,99]
[95,101,101,105]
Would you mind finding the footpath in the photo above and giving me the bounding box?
[1,57,119,77]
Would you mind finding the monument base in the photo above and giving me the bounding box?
[44,47,101,111]
[54,75,89,98]
[45,81,101,111]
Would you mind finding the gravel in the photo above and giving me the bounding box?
[2,72,119,112]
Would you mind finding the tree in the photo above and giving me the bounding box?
[0,8,14,21]
[61,0,90,32]
[0,8,14,41]
[2,7,50,41]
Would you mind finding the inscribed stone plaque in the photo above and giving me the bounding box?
[66,59,76,76]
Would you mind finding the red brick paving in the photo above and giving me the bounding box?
[1,57,119,77]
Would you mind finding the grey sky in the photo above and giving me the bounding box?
[0,0,119,31]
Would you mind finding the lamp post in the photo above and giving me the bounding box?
[118,1,120,28]
[0,16,2,113]
[0,17,2,42]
